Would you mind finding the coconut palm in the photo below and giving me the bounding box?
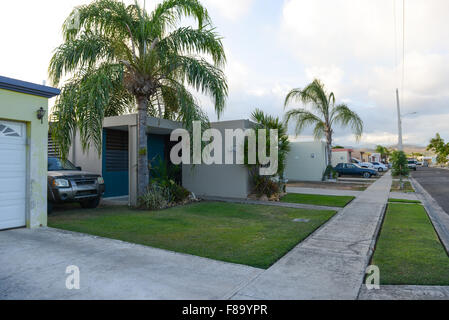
[284,79,363,173]
[49,0,227,197]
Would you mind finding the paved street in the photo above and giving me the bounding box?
[412,167,449,215]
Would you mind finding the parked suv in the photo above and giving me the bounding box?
[47,157,105,213]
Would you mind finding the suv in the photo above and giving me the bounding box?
[47,157,105,213]
[407,159,417,171]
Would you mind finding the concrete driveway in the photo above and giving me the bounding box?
[0,228,262,300]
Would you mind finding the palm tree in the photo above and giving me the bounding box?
[49,0,227,198]
[284,79,363,174]
[375,145,390,162]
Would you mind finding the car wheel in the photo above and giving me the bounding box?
[363,172,371,178]
[47,201,53,214]
[80,197,101,209]
[378,168,383,172]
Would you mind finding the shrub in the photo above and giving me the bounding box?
[138,183,173,210]
[390,150,409,177]
[170,183,191,203]
[253,174,280,197]
[323,165,338,180]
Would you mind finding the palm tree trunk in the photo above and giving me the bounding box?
[136,96,149,199]
[326,130,333,179]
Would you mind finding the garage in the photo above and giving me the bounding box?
[0,75,60,230]
[0,121,27,229]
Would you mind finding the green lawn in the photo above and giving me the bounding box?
[280,193,355,208]
[390,180,415,193]
[388,198,421,204]
[49,202,336,269]
[371,203,449,285]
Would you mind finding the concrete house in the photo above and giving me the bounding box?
[0,75,59,230]
[65,115,256,204]
[284,141,328,182]
[331,148,353,167]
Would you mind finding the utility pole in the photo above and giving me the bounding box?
[396,88,403,151]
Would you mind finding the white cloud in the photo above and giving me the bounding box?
[203,0,255,21]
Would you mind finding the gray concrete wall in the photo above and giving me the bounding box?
[285,141,327,182]
[182,120,252,199]
[332,150,350,167]
[68,129,102,175]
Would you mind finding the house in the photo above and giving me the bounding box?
[368,153,381,163]
[182,119,254,199]
[284,141,328,182]
[0,75,59,230]
[63,114,183,206]
[331,148,353,166]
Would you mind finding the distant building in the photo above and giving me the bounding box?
[331,148,353,167]
[285,141,328,182]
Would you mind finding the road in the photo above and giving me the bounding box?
[412,167,449,215]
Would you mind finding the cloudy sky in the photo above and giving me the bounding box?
[1,0,448,147]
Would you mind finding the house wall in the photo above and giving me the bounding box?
[67,129,102,175]
[182,120,252,199]
[285,141,328,182]
[332,150,351,166]
[0,89,49,228]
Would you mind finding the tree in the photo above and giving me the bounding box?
[375,145,390,162]
[284,79,363,177]
[49,0,227,198]
[427,133,449,165]
[390,150,409,189]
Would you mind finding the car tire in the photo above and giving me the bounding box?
[80,197,101,209]
[47,201,53,214]
[363,172,371,179]
[378,168,383,172]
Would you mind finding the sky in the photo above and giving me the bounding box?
[1,0,448,148]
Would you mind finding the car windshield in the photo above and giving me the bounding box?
[408,160,416,164]
[48,157,78,171]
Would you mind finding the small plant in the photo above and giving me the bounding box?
[170,183,191,203]
[138,183,173,210]
[322,165,338,181]
[252,174,280,198]
[390,150,409,190]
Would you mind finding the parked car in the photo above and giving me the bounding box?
[370,162,388,172]
[407,159,417,171]
[351,158,374,169]
[334,163,378,178]
[47,157,105,213]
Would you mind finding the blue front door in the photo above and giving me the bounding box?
[102,129,129,197]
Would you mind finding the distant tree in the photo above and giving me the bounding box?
[284,79,363,178]
[375,145,390,162]
[332,145,345,149]
[427,133,449,165]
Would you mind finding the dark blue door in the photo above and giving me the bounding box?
[102,129,129,197]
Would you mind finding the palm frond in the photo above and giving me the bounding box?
[284,108,323,136]
[331,104,364,141]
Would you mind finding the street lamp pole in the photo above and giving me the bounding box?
[396,88,403,151]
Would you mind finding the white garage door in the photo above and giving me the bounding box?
[0,120,27,230]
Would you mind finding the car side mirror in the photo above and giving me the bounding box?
[76,166,82,171]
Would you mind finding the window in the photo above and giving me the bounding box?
[105,129,128,172]
[0,123,21,137]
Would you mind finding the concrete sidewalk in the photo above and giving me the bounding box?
[232,172,392,300]
[286,186,362,197]
[0,228,262,300]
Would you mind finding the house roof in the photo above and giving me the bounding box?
[0,75,60,98]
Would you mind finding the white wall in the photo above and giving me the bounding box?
[182,120,252,199]
[332,150,350,167]
[285,141,327,182]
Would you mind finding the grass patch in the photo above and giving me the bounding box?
[371,203,449,285]
[280,193,355,208]
[48,202,336,269]
[388,198,421,204]
[390,180,415,193]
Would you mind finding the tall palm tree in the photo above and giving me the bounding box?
[49,0,227,197]
[284,79,363,172]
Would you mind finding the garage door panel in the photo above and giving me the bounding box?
[0,120,27,230]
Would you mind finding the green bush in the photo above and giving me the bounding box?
[170,183,191,203]
[138,183,173,210]
[252,174,280,197]
[323,165,338,180]
[390,150,409,177]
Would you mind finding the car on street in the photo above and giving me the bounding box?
[334,163,378,178]
[351,158,375,169]
[48,157,105,213]
[407,159,418,171]
[370,162,388,172]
